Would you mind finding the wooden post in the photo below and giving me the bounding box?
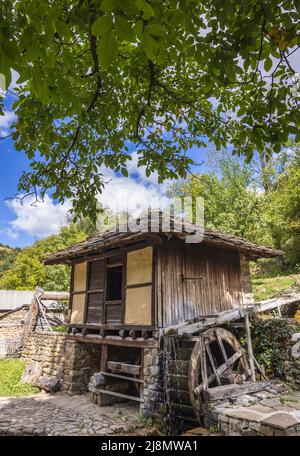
[244,314,256,382]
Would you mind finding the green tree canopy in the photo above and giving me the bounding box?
[1,0,299,216]
[0,223,86,290]
[169,153,271,243]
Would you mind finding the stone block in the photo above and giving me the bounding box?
[260,412,299,430]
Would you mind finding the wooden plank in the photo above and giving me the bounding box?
[245,313,256,381]
[107,361,141,376]
[106,303,122,323]
[69,323,157,330]
[100,371,144,384]
[88,259,105,290]
[41,292,69,301]
[174,293,300,336]
[200,337,208,391]
[89,386,144,403]
[100,344,108,372]
[203,381,270,401]
[68,334,157,348]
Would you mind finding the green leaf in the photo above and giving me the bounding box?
[141,31,158,60]
[264,57,273,72]
[91,16,113,36]
[146,24,166,37]
[97,30,118,69]
[100,0,117,12]
[115,16,135,42]
[46,48,56,68]
[55,20,72,39]
[121,167,128,177]
[135,0,154,20]
[118,0,139,15]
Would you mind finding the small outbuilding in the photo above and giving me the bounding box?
[44,213,282,419]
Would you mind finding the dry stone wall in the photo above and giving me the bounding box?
[0,307,29,340]
[21,332,100,394]
[142,343,165,418]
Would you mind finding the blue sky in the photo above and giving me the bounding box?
[0,93,33,247]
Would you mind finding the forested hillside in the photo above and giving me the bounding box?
[0,224,86,291]
[0,244,20,277]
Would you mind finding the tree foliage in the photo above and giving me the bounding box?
[169,144,300,268]
[0,224,86,290]
[1,0,299,216]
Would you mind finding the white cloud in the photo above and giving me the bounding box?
[98,151,172,217]
[0,110,17,136]
[4,151,173,240]
[6,195,72,239]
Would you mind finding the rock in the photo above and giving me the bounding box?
[222,408,264,423]
[21,361,43,384]
[260,412,299,430]
[36,376,61,392]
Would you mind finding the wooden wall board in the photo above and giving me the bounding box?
[70,293,85,324]
[125,285,152,325]
[158,238,244,327]
[73,262,87,292]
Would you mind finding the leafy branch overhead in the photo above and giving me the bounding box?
[0,0,299,215]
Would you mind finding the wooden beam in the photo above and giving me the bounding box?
[100,371,144,384]
[107,361,141,376]
[203,381,270,401]
[170,293,300,336]
[67,334,157,348]
[245,313,256,382]
[89,386,144,403]
[41,292,69,301]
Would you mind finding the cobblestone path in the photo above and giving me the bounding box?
[0,392,140,436]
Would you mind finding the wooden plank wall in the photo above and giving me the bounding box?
[158,238,243,327]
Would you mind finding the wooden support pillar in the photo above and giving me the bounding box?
[244,313,256,382]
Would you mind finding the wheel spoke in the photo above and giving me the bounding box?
[204,338,221,386]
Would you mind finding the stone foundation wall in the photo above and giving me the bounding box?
[0,307,29,339]
[142,343,165,418]
[21,332,100,394]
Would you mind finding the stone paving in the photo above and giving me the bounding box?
[215,390,300,436]
[0,392,141,436]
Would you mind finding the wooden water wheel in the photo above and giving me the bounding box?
[188,327,249,418]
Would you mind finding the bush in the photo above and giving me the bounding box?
[251,318,299,379]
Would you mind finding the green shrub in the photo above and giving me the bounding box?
[251,318,299,379]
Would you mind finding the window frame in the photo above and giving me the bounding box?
[69,242,155,328]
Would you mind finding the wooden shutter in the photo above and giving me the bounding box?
[86,260,105,324]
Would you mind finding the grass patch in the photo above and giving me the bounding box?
[52,325,67,332]
[252,274,300,301]
[0,358,40,397]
